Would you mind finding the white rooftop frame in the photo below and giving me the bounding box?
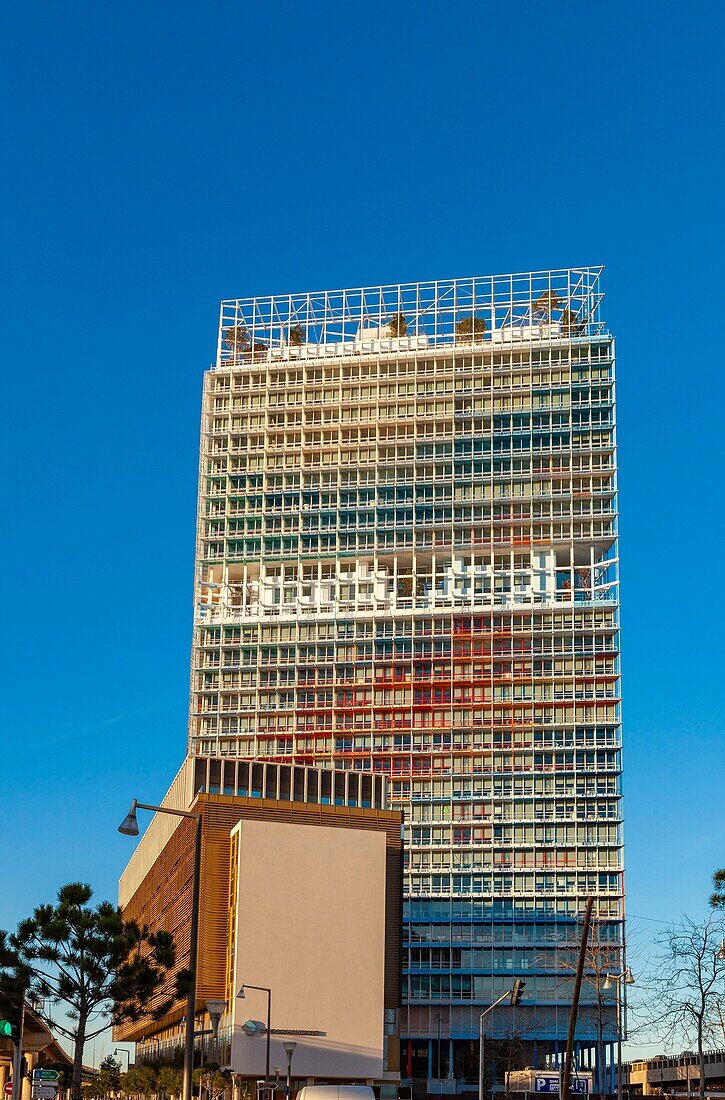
[216,266,606,366]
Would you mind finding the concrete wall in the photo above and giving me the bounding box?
[230,819,387,1081]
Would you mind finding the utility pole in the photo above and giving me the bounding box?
[561,897,594,1100]
[10,990,26,1100]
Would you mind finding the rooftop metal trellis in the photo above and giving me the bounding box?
[217,266,605,366]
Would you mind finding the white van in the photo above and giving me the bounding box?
[296,1088,376,1100]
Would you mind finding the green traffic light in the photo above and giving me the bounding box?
[0,1020,12,1036]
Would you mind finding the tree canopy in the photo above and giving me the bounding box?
[532,290,561,318]
[0,883,179,1100]
[455,314,486,342]
[222,324,250,352]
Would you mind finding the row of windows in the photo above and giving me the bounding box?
[407,847,621,866]
[198,615,616,642]
[406,945,613,968]
[208,455,614,484]
[205,632,614,658]
[213,363,613,396]
[202,677,620,695]
[411,822,620,842]
[208,687,619,708]
[207,429,615,455]
[212,414,613,432]
[192,731,620,753]
[406,917,621,938]
[406,871,620,890]
[215,482,614,508]
[209,500,615,528]
[205,525,616,558]
[402,973,615,999]
[211,349,612,392]
[201,671,618,692]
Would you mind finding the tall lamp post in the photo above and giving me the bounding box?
[603,966,635,1100]
[238,985,272,1086]
[479,982,525,1100]
[119,800,203,1100]
[283,1041,297,1100]
[114,1049,131,1071]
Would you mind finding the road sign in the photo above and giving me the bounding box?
[33,1072,59,1083]
[533,1077,588,1096]
[5,1081,13,1096]
[32,1086,58,1099]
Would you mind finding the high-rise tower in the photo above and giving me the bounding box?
[190,269,623,1083]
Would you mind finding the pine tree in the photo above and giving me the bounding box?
[0,883,178,1100]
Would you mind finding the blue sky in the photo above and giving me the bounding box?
[2,0,724,1059]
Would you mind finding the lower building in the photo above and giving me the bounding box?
[115,758,402,1089]
[621,1052,725,1097]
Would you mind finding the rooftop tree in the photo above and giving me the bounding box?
[388,312,408,337]
[455,315,486,343]
[222,324,250,353]
[533,289,561,318]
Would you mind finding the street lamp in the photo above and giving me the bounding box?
[238,984,272,1086]
[114,1049,131,1071]
[283,1041,297,1100]
[602,968,635,1100]
[118,799,203,1100]
[479,985,524,1100]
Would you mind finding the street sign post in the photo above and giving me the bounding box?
[5,1082,14,1096]
[33,1073,59,1083]
[32,1086,58,1100]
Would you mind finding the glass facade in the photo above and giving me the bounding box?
[188,269,623,1080]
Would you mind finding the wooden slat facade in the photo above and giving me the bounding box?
[115,793,402,1044]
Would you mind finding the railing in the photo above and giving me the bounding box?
[195,589,618,623]
[217,269,606,366]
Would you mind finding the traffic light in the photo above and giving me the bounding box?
[510,979,526,1006]
[0,993,24,1043]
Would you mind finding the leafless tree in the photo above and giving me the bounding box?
[647,913,725,1100]
[547,922,623,1098]
[484,1005,538,1099]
